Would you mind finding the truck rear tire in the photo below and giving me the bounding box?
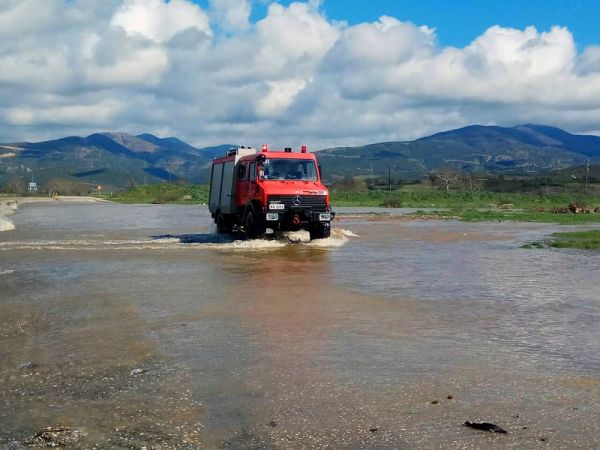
[310,222,331,240]
[216,212,232,234]
[244,209,265,240]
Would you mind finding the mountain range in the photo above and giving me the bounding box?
[318,124,600,180]
[0,132,233,189]
[1,124,599,189]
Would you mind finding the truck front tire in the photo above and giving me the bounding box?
[244,209,265,240]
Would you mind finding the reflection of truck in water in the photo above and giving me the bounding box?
[209,145,334,240]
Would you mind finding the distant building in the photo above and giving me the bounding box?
[28,181,38,193]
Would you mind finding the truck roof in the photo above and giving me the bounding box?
[240,151,316,162]
[214,148,317,164]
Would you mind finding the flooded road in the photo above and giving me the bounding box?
[1,202,599,449]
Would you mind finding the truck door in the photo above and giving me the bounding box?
[235,162,248,208]
[248,162,257,199]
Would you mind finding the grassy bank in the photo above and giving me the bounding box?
[524,230,600,249]
[110,184,209,204]
[550,230,600,249]
[110,184,600,225]
[334,189,600,223]
[330,189,600,209]
[420,209,600,224]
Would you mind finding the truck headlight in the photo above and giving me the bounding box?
[266,213,279,221]
[319,213,331,221]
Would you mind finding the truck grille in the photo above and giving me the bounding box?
[268,195,327,209]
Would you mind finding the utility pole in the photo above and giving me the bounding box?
[388,165,392,191]
[585,159,590,193]
[168,161,174,183]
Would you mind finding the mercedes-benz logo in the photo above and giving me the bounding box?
[292,195,302,205]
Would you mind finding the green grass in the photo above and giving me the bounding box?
[330,189,600,209]
[523,229,600,249]
[550,230,600,249]
[422,209,600,224]
[110,184,209,204]
[110,185,600,227]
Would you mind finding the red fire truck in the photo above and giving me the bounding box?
[209,145,334,240]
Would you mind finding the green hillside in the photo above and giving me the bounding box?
[318,124,600,180]
[0,133,230,191]
[2,124,599,193]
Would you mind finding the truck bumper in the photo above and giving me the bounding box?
[264,209,335,226]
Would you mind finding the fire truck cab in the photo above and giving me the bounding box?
[209,145,334,240]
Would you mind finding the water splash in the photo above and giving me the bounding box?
[0,269,15,275]
[0,227,358,251]
[0,201,18,232]
[339,229,360,238]
[0,217,15,232]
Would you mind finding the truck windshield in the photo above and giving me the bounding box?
[262,158,318,181]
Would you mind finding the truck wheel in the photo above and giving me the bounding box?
[216,212,232,234]
[244,209,265,239]
[310,222,331,240]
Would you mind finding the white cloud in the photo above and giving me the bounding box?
[0,0,59,35]
[6,100,122,126]
[256,2,339,68]
[0,0,599,148]
[111,0,212,42]
[82,31,170,86]
[578,46,600,75]
[209,0,251,31]
[256,79,307,116]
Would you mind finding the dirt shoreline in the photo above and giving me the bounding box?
[1,195,111,205]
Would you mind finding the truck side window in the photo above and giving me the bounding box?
[238,164,246,180]
[249,162,256,181]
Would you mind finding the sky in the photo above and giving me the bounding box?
[1,0,600,148]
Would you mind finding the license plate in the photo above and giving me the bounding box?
[269,203,285,210]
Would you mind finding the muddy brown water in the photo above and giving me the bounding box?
[1,203,599,449]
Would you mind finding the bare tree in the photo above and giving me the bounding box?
[429,168,460,192]
[46,178,91,196]
[2,177,26,194]
[463,172,485,192]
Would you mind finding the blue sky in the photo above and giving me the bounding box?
[318,0,598,48]
[196,0,599,48]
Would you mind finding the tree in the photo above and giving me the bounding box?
[429,168,460,192]
[1,177,26,194]
[46,178,91,196]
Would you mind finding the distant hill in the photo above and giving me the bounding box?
[0,133,235,189]
[318,124,600,179]
[2,124,599,190]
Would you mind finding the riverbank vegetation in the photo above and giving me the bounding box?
[110,184,209,204]
[420,209,600,224]
[331,189,600,209]
[523,230,600,249]
[550,230,600,249]
[106,181,600,225]
[57,164,595,227]
[331,174,600,223]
